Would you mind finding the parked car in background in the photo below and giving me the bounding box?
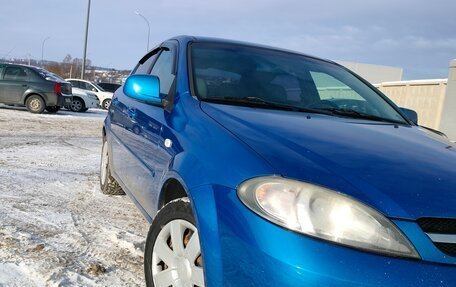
[97,82,121,93]
[0,64,72,113]
[66,87,99,112]
[66,78,113,110]
[101,36,456,287]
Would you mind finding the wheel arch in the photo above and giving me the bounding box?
[24,93,46,106]
[158,175,189,210]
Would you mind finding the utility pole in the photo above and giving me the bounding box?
[41,37,50,66]
[81,0,91,79]
[135,11,150,52]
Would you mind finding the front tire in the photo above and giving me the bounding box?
[100,138,125,195]
[145,199,205,287]
[25,95,45,114]
[70,97,86,112]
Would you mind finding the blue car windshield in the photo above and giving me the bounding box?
[190,43,408,124]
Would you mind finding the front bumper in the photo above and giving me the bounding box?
[189,185,456,287]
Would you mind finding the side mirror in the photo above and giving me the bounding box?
[400,107,418,124]
[123,74,164,104]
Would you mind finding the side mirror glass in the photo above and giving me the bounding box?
[400,107,418,124]
[123,74,164,104]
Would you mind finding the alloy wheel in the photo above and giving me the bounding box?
[71,100,83,112]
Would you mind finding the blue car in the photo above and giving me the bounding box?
[100,36,456,286]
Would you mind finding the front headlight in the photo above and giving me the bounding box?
[237,176,419,259]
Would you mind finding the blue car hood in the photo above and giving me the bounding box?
[201,103,456,220]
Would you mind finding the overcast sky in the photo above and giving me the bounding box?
[1,0,455,79]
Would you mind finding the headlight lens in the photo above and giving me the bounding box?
[237,176,419,259]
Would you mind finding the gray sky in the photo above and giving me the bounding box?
[1,0,455,79]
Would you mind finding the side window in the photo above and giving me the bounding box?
[27,69,42,82]
[69,80,80,89]
[89,83,98,92]
[150,49,175,95]
[4,67,28,81]
[0,66,4,80]
[133,51,159,75]
[81,82,93,91]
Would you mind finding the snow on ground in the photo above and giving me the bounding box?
[0,105,149,286]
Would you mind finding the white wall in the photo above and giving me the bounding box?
[338,61,403,83]
[375,80,447,130]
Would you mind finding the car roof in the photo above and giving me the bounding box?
[66,78,91,83]
[169,35,336,65]
[0,63,42,70]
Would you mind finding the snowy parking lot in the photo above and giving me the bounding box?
[0,106,148,286]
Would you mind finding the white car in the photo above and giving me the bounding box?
[67,88,100,112]
[66,78,113,109]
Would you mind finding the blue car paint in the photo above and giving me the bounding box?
[123,74,162,103]
[200,102,456,220]
[193,184,456,287]
[104,35,456,286]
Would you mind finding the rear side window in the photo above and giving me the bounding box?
[150,49,175,95]
[4,67,28,81]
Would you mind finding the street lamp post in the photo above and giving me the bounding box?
[81,0,91,79]
[135,11,150,52]
[41,36,50,66]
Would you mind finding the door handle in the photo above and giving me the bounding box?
[22,84,28,87]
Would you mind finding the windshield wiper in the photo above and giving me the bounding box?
[317,108,406,124]
[202,96,333,116]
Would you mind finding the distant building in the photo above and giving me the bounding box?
[337,61,403,83]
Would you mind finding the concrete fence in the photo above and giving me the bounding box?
[439,59,456,140]
[376,59,456,140]
[375,79,447,130]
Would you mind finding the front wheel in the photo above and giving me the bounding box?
[145,199,205,287]
[70,97,86,112]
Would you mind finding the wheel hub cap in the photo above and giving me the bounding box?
[152,219,205,287]
[71,101,82,110]
[174,256,191,281]
[30,99,40,110]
